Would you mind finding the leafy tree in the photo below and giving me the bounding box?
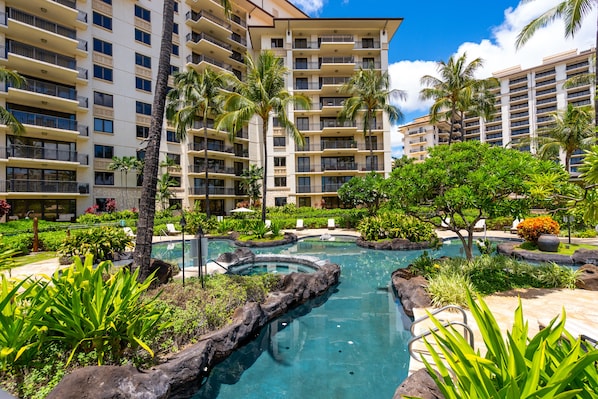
[338,172,386,215]
[239,164,263,208]
[217,50,310,221]
[420,53,498,144]
[0,67,26,134]
[391,155,414,170]
[338,68,404,171]
[166,68,229,219]
[385,141,554,259]
[516,0,598,130]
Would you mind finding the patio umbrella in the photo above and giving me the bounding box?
[230,207,255,213]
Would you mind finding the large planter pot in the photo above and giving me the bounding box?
[537,234,560,252]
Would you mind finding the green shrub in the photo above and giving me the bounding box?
[358,212,436,242]
[57,227,133,261]
[2,234,33,256]
[574,228,597,238]
[38,231,67,252]
[517,216,560,243]
[426,272,476,308]
[534,263,580,289]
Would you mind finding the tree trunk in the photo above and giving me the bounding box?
[448,104,456,145]
[454,228,474,260]
[203,117,210,219]
[133,0,174,282]
[595,13,597,136]
[261,119,268,222]
[368,109,374,171]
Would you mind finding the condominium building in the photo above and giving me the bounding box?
[401,48,595,171]
[0,0,400,220]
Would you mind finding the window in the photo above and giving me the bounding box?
[172,44,179,56]
[173,23,179,34]
[169,65,179,75]
[94,91,113,107]
[274,177,287,187]
[274,157,286,167]
[100,0,111,4]
[93,38,112,56]
[135,53,151,69]
[94,118,113,133]
[295,78,308,89]
[93,65,113,81]
[271,38,283,48]
[135,77,152,92]
[167,153,181,165]
[93,12,112,30]
[136,101,151,115]
[362,57,375,68]
[173,2,179,13]
[273,137,286,147]
[296,117,309,130]
[298,197,311,207]
[135,29,151,45]
[94,145,113,159]
[95,172,114,185]
[275,197,287,207]
[134,5,151,22]
[295,58,307,69]
[362,38,374,48]
[294,38,307,48]
[136,125,149,138]
[166,131,180,143]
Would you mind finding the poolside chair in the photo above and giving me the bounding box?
[166,223,181,235]
[327,218,335,230]
[123,227,136,238]
[296,219,304,231]
[265,219,272,229]
[473,219,486,232]
[510,218,522,234]
[440,217,450,229]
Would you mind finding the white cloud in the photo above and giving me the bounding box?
[390,0,596,125]
[291,0,326,15]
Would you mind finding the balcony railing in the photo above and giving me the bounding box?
[189,187,235,195]
[294,82,321,90]
[188,142,234,154]
[320,35,354,43]
[186,32,231,51]
[321,56,354,64]
[186,53,232,71]
[189,165,235,174]
[321,77,350,85]
[52,0,76,9]
[7,78,87,107]
[4,145,88,164]
[8,9,77,40]
[6,41,86,75]
[296,184,346,194]
[10,109,87,133]
[230,34,247,46]
[2,179,88,193]
[320,141,358,150]
[185,10,231,30]
[356,61,381,69]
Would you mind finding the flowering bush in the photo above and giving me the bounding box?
[105,198,116,213]
[517,216,560,243]
[0,200,10,218]
[84,204,99,214]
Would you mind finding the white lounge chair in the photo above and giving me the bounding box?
[296,219,304,231]
[123,227,136,238]
[473,219,486,232]
[327,218,335,230]
[511,218,522,234]
[440,217,450,229]
[166,223,181,235]
[265,219,272,228]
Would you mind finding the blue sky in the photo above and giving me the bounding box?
[290,0,596,156]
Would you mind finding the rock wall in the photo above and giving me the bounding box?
[47,262,340,399]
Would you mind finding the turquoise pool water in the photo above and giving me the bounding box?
[151,238,471,399]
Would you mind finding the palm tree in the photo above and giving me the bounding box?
[536,103,595,172]
[0,67,26,134]
[156,172,178,210]
[217,50,310,222]
[515,0,597,130]
[166,68,228,219]
[338,68,404,171]
[239,164,263,207]
[108,156,141,209]
[420,53,492,145]
[133,0,174,280]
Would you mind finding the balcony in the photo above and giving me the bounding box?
[4,145,88,165]
[11,0,85,29]
[296,163,358,173]
[5,78,87,112]
[188,142,234,154]
[186,53,232,74]
[185,10,231,37]
[293,61,320,71]
[2,179,89,194]
[294,82,320,91]
[6,8,87,55]
[321,120,357,131]
[320,141,358,151]
[320,56,355,74]
[10,109,88,138]
[188,165,235,175]
[186,32,232,58]
[296,183,346,194]
[319,35,354,53]
[189,187,235,196]
[4,41,87,83]
[320,76,350,95]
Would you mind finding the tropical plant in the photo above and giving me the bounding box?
[337,172,387,215]
[108,156,142,210]
[516,216,560,243]
[426,272,476,308]
[357,212,437,242]
[386,141,558,259]
[420,53,498,144]
[155,172,178,211]
[338,67,404,171]
[0,199,11,218]
[516,0,598,129]
[57,226,133,261]
[0,67,26,134]
[217,50,311,222]
[239,164,264,208]
[419,291,598,399]
[166,68,229,219]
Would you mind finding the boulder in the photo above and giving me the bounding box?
[394,369,444,399]
[391,269,431,317]
[571,249,598,265]
[147,258,175,288]
[576,264,598,291]
[356,237,433,251]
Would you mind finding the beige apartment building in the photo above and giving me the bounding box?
[0,0,400,220]
[401,48,595,172]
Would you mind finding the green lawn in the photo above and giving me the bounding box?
[11,251,57,268]
[518,242,598,255]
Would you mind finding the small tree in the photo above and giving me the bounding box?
[386,141,557,259]
[338,172,386,216]
[240,164,263,208]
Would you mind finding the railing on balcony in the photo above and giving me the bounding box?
[320,35,354,43]
[188,165,235,174]
[320,98,346,108]
[230,14,246,28]
[354,40,381,49]
[3,179,88,193]
[189,187,235,195]
[4,145,88,165]
[321,77,350,85]
[321,56,354,64]
[320,120,357,129]
[186,32,231,51]
[356,61,381,69]
[320,141,358,150]
[230,33,247,46]
[293,41,319,49]
[293,61,320,70]
[185,10,231,30]
[7,41,84,73]
[296,184,346,194]
[188,142,234,154]
[10,109,85,133]
[294,82,320,90]
[7,9,80,41]
[52,0,76,9]
[7,78,87,107]
[234,148,249,158]
[186,53,233,71]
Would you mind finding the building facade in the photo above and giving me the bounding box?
[401,48,595,171]
[0,0,400,220]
